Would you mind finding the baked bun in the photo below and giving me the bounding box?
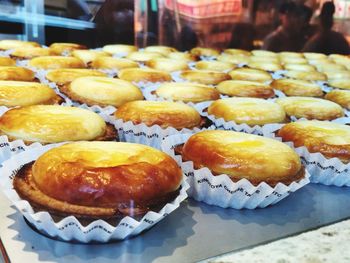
[276,97,344,120]
[46,68,106,85]
[0,105,115,143]
[283,64,316,71]
[190,47,220,57]
[278,51,303,58]
[248,56,280,64]
[223,48,251,56]
[247,62,282,72]
[13,141,182,218]
[155,82,220,103]
[118,68,172,82]
[0,81,62,107]
[182,130,304,186]
[28,56,85,69]
[271,79,323,97]
[0,57,16,66]
[303,52,327,60]
[280,57,308,64]
[195,61,236,72]
[0,40,40,50]
[180,70,230,85]
[144,46,177,56]
[115,101,201,129]
[216,80,274,98]
[208,98,286,126]
[0,67,35,81]
[11,47,53,59]
[277,121,350,163]
[167,52,198,62]
[61,76,143,107]
[217,54,250,64]
[102,44,137,55]
[328,79,350,90]
[49,43,87,55]
[324,70,350,80]
[72,50,110,65]
[325,90,350,109]
[146,58,189,72]
[315,63,346,72]
[228,68,272,82]
[126,51,164,62]
[284,70,327,81]
[251,50,277,57]
[90,57,138,70]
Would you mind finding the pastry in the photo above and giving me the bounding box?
[283,64,316,71]
[118,68,172,82]
[303,52,327,60]
[248,56,280,64]
[278,51,304,58]
[90,57,139,70]
[223,48,251,56]
[102,44,137,55]
[180,70,230,85]
[217,54,250,64]
[228,68,272,82]
[11,47,53,59]
[0,40,40,50]
[325,90,350,109]
[279,57,308,64]
[72,50,110,65]
[0,67,35,81]
[284,70,327,81]
[28,56,85,69]
[0,57,16,66]
[190,47,220,57]
[315,63,346,72]
[271,79,323,97]
[144,45,177,56]
[49,43,87,55]
[251,50,277,57]
[126,51,164,62]
[167,52,197,62]
[146,58,189,72]
[216,80,274,98]
[247,62,282,72]
[328,79,350,90]
[324,70,350,80]
[195,61,236,72]
[46,68,106,86]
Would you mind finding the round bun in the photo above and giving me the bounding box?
[216,80,274,98]
[228,68,272,82]
[14,141,182,218]
[208,98,286,126]
[102,44,137,55]
[46,68,106,85]
[328,79,350,90]
[28,56,85,69]
[90,57,138,70]
[167,52,198,61]
[325,90,350,109]
[144,45,177,56]
[190,47,220,57]
[62,76,143,107]
[195,61,236,72]
[155,82,220,103]
[0,40,39,50]
[283,64,316,71]
[126,51,164,62]
[276,97,344,120]
[115,101,202,130]
[72,50,110,65]
[118,68,172,82]
[271,79,323,97]
[182,130,303,186]
[146,58,188,72]
[0,67,35,81]
[223,48,251,56]
[49,43,87,55]
[284,70,327,81]
[0,105,112,143]
[0,81,62,107]
[0,57,16,66]
[11,47,53,59]
[278,121,350,163]
[180,70,230,85]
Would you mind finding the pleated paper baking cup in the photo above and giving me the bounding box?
[262,123,350,187]
[0,144,189,243]
[161,133,310,209]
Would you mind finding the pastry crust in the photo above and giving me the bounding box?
[155,82,220,103]
[324,70,350,80]
[72,50,110,65]
[248,56,280,64]
[11,47,53,59]
[195,61,236,72]
[283,64,316,71]
[216,80,274,98]
[315,63,346,72]
[217,54,250,64]
[0,57,16,66]
[277,120,350,163]
[276,97,344,120]
[223,48,251,56]
[303,52,327,60]
[46,68,106,85]
[278,51,304,58]
[247,62,282,72]
[61,76,143,107]
[271,79,323,97]
[325,90,350,109]
[190,47,220,57]
[118,68,172,82]
[49,43,87,55]
[208,97,286,126]
[102,44,137,55]
[228,68,272,82]
[28,56,85,69]
[0,105,112,143]
[90,57,139,70]
[328,79,350,90]
[0,67,35,81]
[0,80,62,107]
[13,141,182,218]
[284,70,327,81]
[280,57,308,64]
[144,45,177,56]
[0,40,40,50]
[167,52,198,62]
[251,50,277,57]
[126,51,164,62]
[115,101,202,130]
[180,70,230,85]
[182,130,304,186]
[146,58,189,72]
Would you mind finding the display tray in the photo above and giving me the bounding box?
[1,183,350,263]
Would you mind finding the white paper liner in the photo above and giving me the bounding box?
[0,49,13,57]
[262,120,350,187]
[0,144,189,242]
[161,133,310,209]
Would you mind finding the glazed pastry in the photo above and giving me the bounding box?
[284,70,327,81]
[271,79,323,97]
[223,48,251,56]
[208,97,286,126]
[328,79,350,90]
[146,58,189,72]
[0,40,40,50]
[49,42,87,55]
[216,80,274,98]
[0,57,16,66]
[325,90,350,109]
[0,81,62,107]
[228,68,272,82]
[278,121,350,163]
[0,67,35,81]
[90,57,139,70]
[72,50,110,65]
[283,64,316,72]
[144,45,177,56]
[190,47,220,57]
[102,44,137,55]
[118,68,172,82]
[180,70,230,85]
[11,47,53,59]
[195,61,236,72]
[167,52,198,62]
[276,97,344,120]
[28,56,85,69]
[61,76,143,107]
[115,101,202,130]
[247,62,282,72]
[0,105,116,143]
[126,51,164,62]
[154,82,220,103]
[13,141,182,218]
[217,54,250,64]
[46,68,106,85]
[182,130,304,186]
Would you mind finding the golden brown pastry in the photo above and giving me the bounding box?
[182,130,304,186]
[144,45,177,56]
[61,76,143,107]
[180,70,230,85]
[167,52,198,62]
[102,44,137,55]
[279,51,304,58]
[0,57,16,66]
[90,57,139,70]
[247,62,282,72]
[195,61,236,72]
[146,58,189,72]
[190,47,220,57]
[276,97,344,120]
[11,47,53,59]
[315,63,346,72]
[0,105,116,143]
[303,52,327,60]
[228,68,272,82]
[325,90,350,109]
[49,42,87,55]
[0,67,35,81]
[13,141,182,218]
[0,40,40,50]
[46,68,106,85]
[223,48,251,56]
[248,56,280,64]
[271,79,323,97]
[283,64,316,71]
[251,50,277,57]
[216,80,274,98]
[284,70,327,81]
[208,98,286,126]
[72,50,110,65]
[280,57,308,64]
[324,70,350,80]
[154,82,220,103]
[28,56,85,69]
[126,51,164,62]
[217,54,250,64]
[277,121,350,163]
[115,101,201,130]
[328,79,350,90]
[118,68,172,82]
[0,81,62,107]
